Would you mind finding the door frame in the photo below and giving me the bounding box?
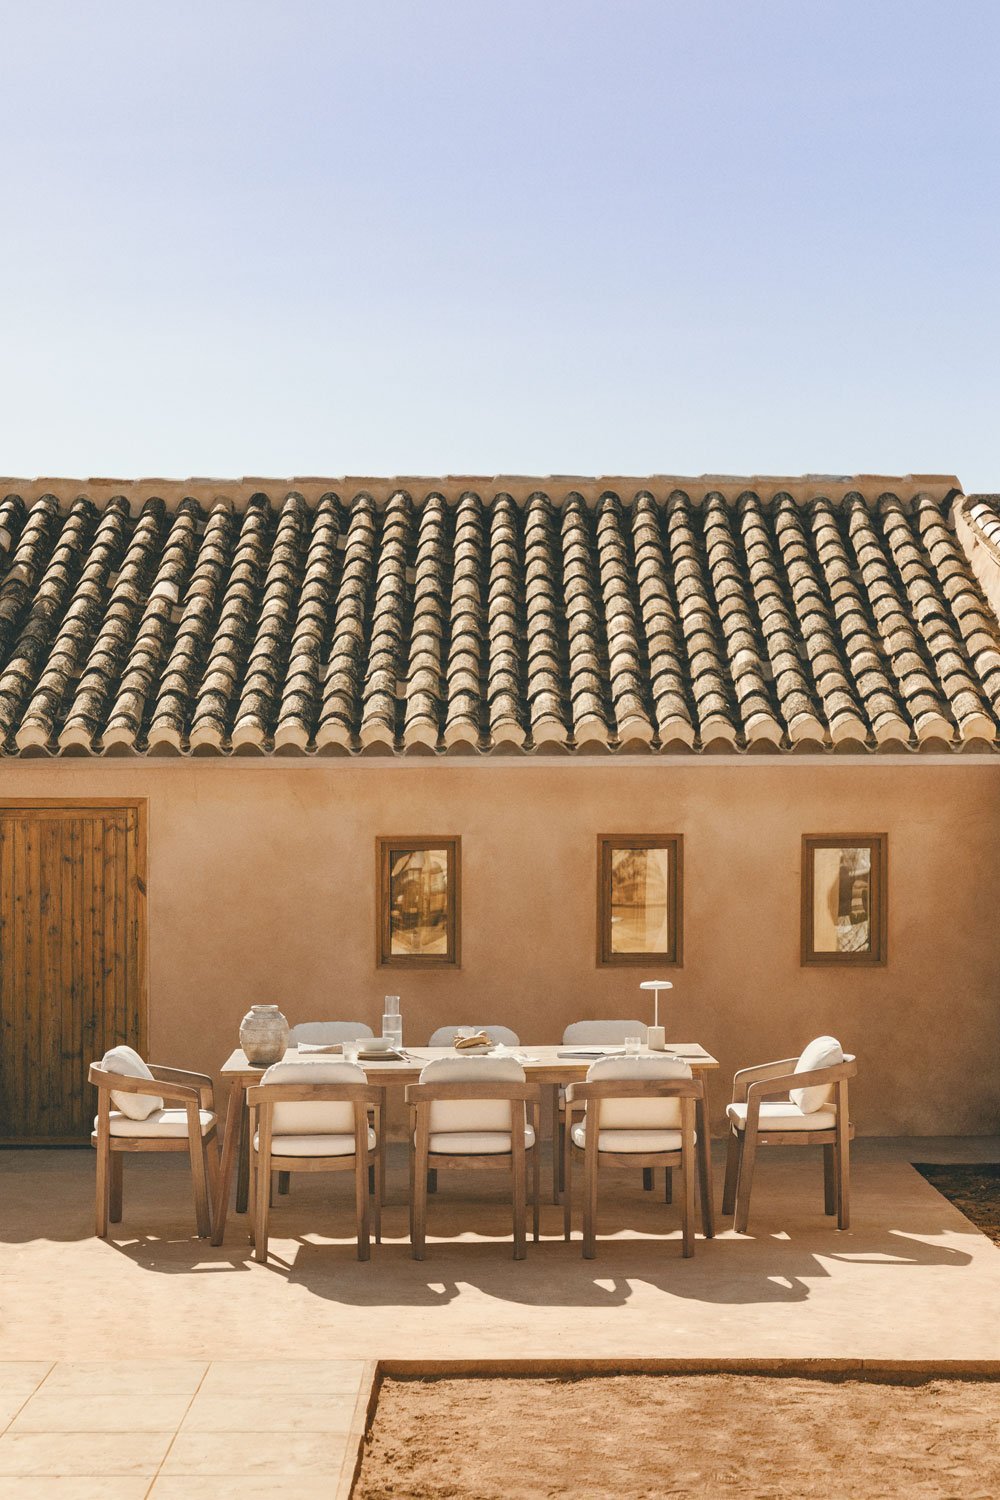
[0,798,149,1144]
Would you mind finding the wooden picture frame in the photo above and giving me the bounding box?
[377,836,461,968]
[801,834,887,966]
[597,835,683,968]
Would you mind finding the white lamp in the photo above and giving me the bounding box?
[640,980,673,1051]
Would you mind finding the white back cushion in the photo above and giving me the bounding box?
[427,1025,521,1048]
[102,1045,163,1120]
[261,1060,366,1135]
[290,1022,374,1045]
[563,1020,647,1044]
[420,1056,526,1135]
[790,1036,845,1113]
[586,1055,692,1130]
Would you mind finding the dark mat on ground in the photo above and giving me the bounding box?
[913,1162,1000,1247]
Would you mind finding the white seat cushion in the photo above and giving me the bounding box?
[789,1036,845,1113]
[428,1025,521,1048]
[424,1125,536,1155]
[255,1127,376,1157]
[97,1109,216,1138]
[571,1122,690,1153]
[727,1101,837,1132]
[101,1045,163,1121]
[290,1022,374,1045]
[260,1059,367,1135]
[419,1055,529,1136]
[562,1021,647,1045]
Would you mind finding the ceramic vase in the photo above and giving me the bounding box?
[239,1004,289,1066]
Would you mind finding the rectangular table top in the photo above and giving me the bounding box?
[220,1042,719,1085]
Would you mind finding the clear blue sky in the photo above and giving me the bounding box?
[2,2,998,488]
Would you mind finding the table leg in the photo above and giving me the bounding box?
[550,1083,561,1204]
[211,1079,246,1247]
[696,1078,715,1239]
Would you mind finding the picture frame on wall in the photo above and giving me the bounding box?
[801,834,887,966]
[376,836,461,967]
[597,834,683,967]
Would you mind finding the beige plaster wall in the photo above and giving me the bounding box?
[1,759,997,1135]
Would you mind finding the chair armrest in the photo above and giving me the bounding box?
[731,1058,799,1104]
[405,1082,542,1105]
[88,1064,203,1108]
[146,1065,214,1106]
[246,1082,383,1107]
[565,1079,701,1103]
[744,1058,857,1107]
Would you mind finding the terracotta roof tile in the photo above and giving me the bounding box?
[0,479,996,755]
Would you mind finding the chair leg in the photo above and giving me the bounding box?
[681,1132,696,1258]
[278,1171,291,1196]
[372,1150,382,1246]
[551,1086,562,1204]
[94,1140,110,1239]
[722,1128,743,1215]
[664,1167,672,1205]
[532,1139,540,1244]
[836,1135,851,1231]
[563,1133,573,1242]
[109,1153,124,1224]
[355,1152,371,1262]
[823,1144,837,1215]
[642,1167,653,1192]
[733,1126,758,1235]
[583,1144,599,1259]
[206,1131,221,1214]
[412,1141,429,1261]
[427,1169,438,1194]
[253,1150,270,1264]
[512,1137,527,1261]
[189,1131,211,1239]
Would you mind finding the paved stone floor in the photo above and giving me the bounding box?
[1,1138,998,1493]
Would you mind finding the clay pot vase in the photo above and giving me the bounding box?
[239,1004,289,1066]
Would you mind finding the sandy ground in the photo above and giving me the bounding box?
[355,1374,1000,1500]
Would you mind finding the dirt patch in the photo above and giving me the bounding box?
[914,1163,1000,1247]
[354,1373,1000,1499]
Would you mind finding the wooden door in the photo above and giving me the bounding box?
[0,802,146,1144]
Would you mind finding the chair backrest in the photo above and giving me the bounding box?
[259,1060,366,1134]
[585,1055,692,1130]
[290,1021,374,1046]
[563,1020,648,1045]
[418,1055,527,1134]
[428,1025,521,1048]
[100,1045,164,1120]
[790,1036,846,1113]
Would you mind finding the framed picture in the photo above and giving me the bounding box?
[801,834,887,966]
[597,835,683,967]
[377,836,461,967]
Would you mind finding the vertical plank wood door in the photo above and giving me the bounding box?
[0,803,146,1145]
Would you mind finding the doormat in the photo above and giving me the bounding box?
[913,1162,1000,1247]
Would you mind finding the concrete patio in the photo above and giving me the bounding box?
[2,1138,998,1492]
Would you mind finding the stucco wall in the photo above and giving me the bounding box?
[1,758,997,1135]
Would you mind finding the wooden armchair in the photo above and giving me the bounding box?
[246,1062,384,1264]
[722,1042,857,1233]
[89,1056,219,1239]
[562,1064,701,1259]
[406,1058,542,1261]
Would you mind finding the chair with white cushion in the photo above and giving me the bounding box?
[246,1060,384,1264]
[428,1025,521,1048]
[722,1036,857,1233]
[405,1056,542,1260]
[89,1045,220,1239]
[289,1021,375,1046]
[562,1055,700,1258]
[552,1021,649,1203]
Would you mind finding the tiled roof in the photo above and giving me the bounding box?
[0,477,998,757]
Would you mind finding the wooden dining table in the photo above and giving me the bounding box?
[211,1042,719,1247]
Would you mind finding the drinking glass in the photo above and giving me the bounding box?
[624,1034,642,1056]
